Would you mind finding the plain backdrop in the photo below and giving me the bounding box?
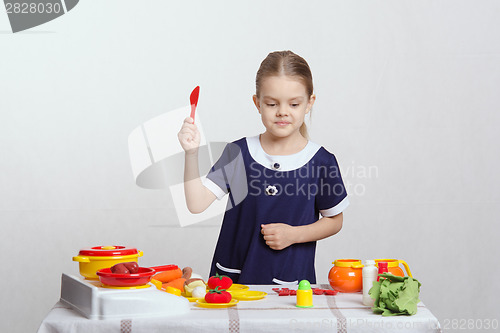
[1,1,499,332]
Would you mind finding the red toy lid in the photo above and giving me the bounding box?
[78,245,139,257]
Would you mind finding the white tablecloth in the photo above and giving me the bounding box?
[37,284,442,333]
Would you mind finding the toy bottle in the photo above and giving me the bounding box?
[296,280,313,308]
[377,261,388,281]
[362,260,378,306]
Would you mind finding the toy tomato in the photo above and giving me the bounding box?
[205,286,232,303]
[207,273,233,290]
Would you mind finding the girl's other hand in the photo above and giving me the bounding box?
[178,117,201,154]
[261,223,296,250]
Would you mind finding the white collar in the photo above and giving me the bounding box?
[246,135,321,171]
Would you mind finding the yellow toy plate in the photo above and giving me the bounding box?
[196,299,239,308]
[231,290,267,301]
[227,284,249,292]
[182,284,248,301]
[181,294,204,302]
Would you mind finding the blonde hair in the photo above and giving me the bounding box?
[255,50,313,139]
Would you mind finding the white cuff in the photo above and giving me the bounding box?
[320,196,350,217]
[272,278,298,285]
[202,177,226,200]
[216,262,241,274]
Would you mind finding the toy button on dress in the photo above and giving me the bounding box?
[265,185,278,196]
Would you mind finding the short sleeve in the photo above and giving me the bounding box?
[203,142,248,206]
[315,154,349,217]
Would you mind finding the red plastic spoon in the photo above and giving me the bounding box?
[190,86,200,122]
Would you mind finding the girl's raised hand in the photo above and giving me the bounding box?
[261,223,297,250]
[178,117,201,154]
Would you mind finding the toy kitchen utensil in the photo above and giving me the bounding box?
[227,284,249,292]
[230,290,267,301]
[73,245,143,279]
[96,265,178,287]
[190,86,200,121]
[375,259,412,277]
[328,259,363,293]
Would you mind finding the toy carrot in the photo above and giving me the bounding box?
[162,278,186,292]
[153,267,182,283]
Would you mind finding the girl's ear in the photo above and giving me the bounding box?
[306,94,316,114]
[253,95,261,113]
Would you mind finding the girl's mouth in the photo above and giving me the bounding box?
[275,121,290,126]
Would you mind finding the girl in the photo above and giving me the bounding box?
[178,50,349,285]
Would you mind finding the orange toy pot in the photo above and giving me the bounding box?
[374,259,412,277]
[328,259,363,293]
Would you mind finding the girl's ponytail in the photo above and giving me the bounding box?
[299,123,309,140]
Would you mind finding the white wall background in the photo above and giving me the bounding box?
[1,1,499,332]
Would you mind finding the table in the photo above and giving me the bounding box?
[37,284,442,333]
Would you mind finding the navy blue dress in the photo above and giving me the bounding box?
[202,136,349,285]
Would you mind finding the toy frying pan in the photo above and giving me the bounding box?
[96,265,178,287]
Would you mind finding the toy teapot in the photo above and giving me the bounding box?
[374,259,412,277]
[328,259,364,293]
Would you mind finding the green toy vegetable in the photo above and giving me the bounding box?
[369,273,421,316]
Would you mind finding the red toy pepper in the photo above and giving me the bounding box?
[205,286,232,303]
[278,289,290,296]
[207,273,233,290]
[313,289,325,295]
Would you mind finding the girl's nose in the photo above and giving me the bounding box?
[276,105,289,117]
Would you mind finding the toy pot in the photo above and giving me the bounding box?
[328,259,363,293]
[73,245,144,279]
[375,259,412,277]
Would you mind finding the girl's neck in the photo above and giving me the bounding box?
[259,132,308,156]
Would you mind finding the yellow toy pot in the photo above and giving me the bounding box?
[73,245,143,279]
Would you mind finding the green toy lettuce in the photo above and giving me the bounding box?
[369,273,421,316]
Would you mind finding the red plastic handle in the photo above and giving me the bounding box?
[149,265,179,272]
[189,86,200,122]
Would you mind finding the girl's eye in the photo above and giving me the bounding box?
[266,103,276,107]
[291,104,299,107]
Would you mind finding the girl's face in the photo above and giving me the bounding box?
[253,75,315,140]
